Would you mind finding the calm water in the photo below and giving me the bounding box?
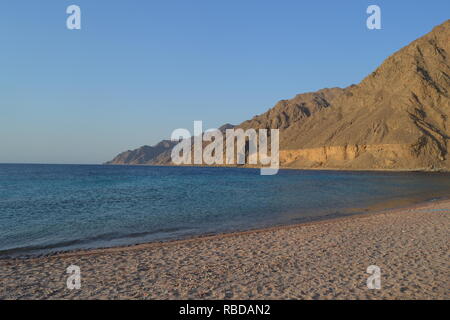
[1,164,449,257]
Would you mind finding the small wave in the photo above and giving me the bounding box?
[0,227,185,258]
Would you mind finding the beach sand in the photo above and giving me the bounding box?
[0,200,448,300]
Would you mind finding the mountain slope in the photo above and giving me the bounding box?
[279,20,449,170]
[106,20,450,171]
[104,140,177,165]
[105,124,235,165]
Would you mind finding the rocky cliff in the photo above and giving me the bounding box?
[106,20,450,171]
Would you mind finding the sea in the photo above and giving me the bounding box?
[1,164,449,257]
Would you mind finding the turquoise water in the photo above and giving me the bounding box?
[0,164,449,257]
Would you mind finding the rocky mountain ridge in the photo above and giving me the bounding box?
[106,20,450,171]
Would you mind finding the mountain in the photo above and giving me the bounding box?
[106,20,450,171]
[105,124,236,165]
[104,140,177,165]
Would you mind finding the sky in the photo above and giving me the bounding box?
[0,0,449,164]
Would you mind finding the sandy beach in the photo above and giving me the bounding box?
[0,199,448,300]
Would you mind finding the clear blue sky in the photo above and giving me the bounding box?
[0,0,449,164]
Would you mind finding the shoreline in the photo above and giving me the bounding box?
[4,162,450,173]
[1,197,448,299]
[104,163,450,173]
[2,196,448,261]
[0,197,447,258]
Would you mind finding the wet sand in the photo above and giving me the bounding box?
[0,200,449,300]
